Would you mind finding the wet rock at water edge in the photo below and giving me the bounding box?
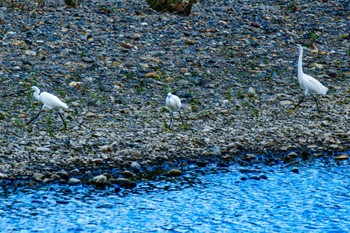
[196,161,208,167]
[33,173,45,181]
[249,176,260,180]
[167,169,182,177]
[122,171,134,178]
[242,154,257,162]
[68,178,82,185]
[334,154,349,161]
[92,174,109,185]
[131,161,142,173]
[283,152,298,164]
[115,178,137,189]
[217,161,229,167]
[57,170,69,180]
[209,145,221,156]
[292,167,299,174]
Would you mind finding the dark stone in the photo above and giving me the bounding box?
[116,178,137,189]
[292,167,299,173]
[168,169,182,177]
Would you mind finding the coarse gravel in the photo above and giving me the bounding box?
[0,0,349,185]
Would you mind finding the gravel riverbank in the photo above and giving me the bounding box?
[0,0,349,186]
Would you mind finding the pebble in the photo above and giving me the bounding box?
[82,56,94,63]
[247,87,257,97]
[279,100,292,106]
[145,72,160,79]
[92,158,104,165]
[36,147,51,152]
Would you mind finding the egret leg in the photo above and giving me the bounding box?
[169,112,173,128]
[178,111,185,126]
[57,111,67,129]
[311,95,321,113]
[26,110,43,125]
[292,94,306,112]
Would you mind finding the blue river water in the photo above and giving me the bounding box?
[1,160,349,232]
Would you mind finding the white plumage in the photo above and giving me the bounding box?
[166,93,181,112]
[166,93,184,128]
[297,46,328,96]
[27,86,68,128]
[32,86,68,110]
[293,45,328,112]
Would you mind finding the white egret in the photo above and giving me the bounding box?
[26,86,69,128]
[166,93,184,128]
[292,45,328,112]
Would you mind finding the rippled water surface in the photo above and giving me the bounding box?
[1,161,350,232]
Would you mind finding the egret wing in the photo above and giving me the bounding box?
[40,92,68,109]
[304,74,328,95]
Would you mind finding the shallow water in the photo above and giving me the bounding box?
[1,160,350,232]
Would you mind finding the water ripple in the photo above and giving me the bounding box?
[1,161,350,232]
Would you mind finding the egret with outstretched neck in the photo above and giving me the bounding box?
[292,45,328,112]
[27,86,68,128]
[166,93,184,128]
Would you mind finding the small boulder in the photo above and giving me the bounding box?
[92,174,108,185]
[335,154,349,161]
[0,173,8,179]
[292,167,299,173]
[33,173,45,181]
[57,170,69,180]
[131,161,141,173]
[116,178,137,189]
[168,169,182,177]
[68,178,82,185]
[122,171,134,178]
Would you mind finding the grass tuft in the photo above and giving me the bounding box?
[146,0,198,16]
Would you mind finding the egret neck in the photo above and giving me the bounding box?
[32,86,41,102]
[298,46,304,79]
